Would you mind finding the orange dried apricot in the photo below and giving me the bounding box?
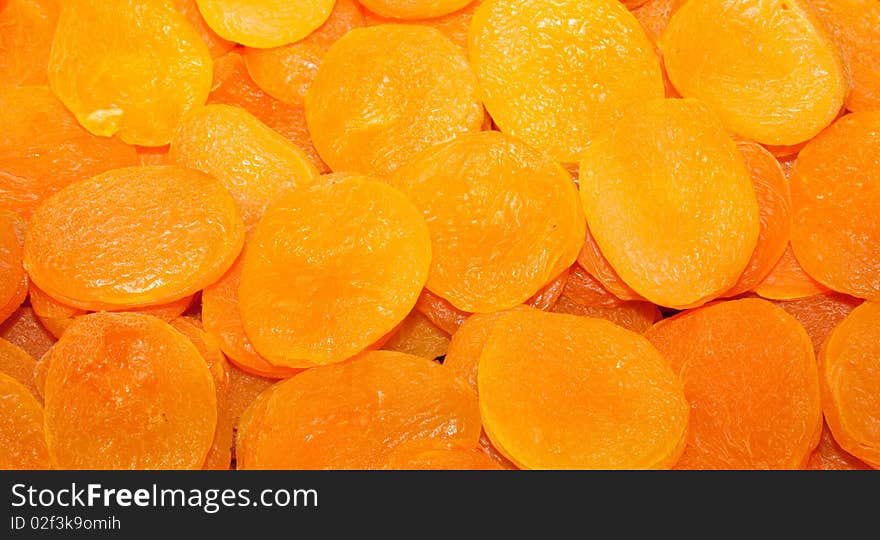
[0,337,38,399]
[772,292,863,352]
[43,312,217,469]
[24,166,244,311]
[209,50,329,173]
[806,0,880,112]
[173,0,234,58]
[754,244,829,300]
[28,283,84,339]
[170,104,318,228]
[0,307,55,362]
[789,112,880,301]
[237,351,480,469]
[479,309,689,469]
[242,0,365,106]
[469,0,663,165]
[0,0,58,86]
[383,444,504,470]
[239,178,430,367]
[660,0,847,146]
[358,0,471,19]
[363,0,480,49]
[806,422,872,471]
[0,372,50,469]
[722,141,791,297]
[579,98,759,309]
[551,265,661,334]
[48,0,213,146]
[646,298,822,469]
[196,0,336,48]
[818,301,880,468]
[0,212,26,325]
[390,131,584,313]
[305,24,483,176]
[577,225,644,302]
[381,310,450,360]
[226,362,275,433]
[0,86,138,219]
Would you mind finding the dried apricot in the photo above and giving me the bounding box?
[358,0,471,19]
[363,0,480,49]
[305,24,483,176]
[722,142,791,297]
[237,351,480,469]
[579,98,759,309]
[0,307,55,362]
[0,86,138,219]
[789,112,880,301]
[239,178,430,367]
[0,212,26,324]
[577,226,644,302]
[173,0,234,58]
[48,0,213,146]
[24,166,244,311]
[383,444,504,470]
[469,0,663,165]
[208,51,328,173]
[806,0,880,112]
[646,298,822,469]
[242,0,364,106]
[170,104,318,228]
[0,337,38,399]
[390,131,584,313]
[0,372,49,469]
[226,362,275,432]
[660,0,847,145]
[43,312,217,469]
[196,0,336,48]
[0,0,58,86]
[806,422,872,470]
[381,310,450,360]
[818,301,880,468]
[772,292,863,352]
[754,244,829,300]
[551,265,661,334]
[479,309,689,469]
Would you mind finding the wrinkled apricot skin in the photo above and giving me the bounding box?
[772,292,862,352]
[24,166,244,311]
[469,0,663,165]
[479,310,689,469]
[0,372,50,470]
[0,337,38,399]
[239,178,431,367]
[646,298,822,469]
[196,0,336,48]
[48,0,213,146]
[0,307,56,362]
[237,351,481,470]
[305,24,484,177]
[43,312,217,470]
[660,0,847,146]
[789,112,880,302]
[363,0,481,50]
[0,0,59,86]
[579,98,759,309]
[390,131,584,313]
[754,244,829,300]
[819,302,880,468]
[170,104,319,229]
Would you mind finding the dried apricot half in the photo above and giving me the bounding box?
[479,309,689,469]
[819,301,880,468]
[43,312,217,469]
[24,166,244,311]
[754,244,829,300]
[469,0,663,165]
[239,177,431,367]
[660,0,847,145]
[0,372,49,469]
[0,307,56,363]
[646,298,822,469]
[236,351,480,469]
[47,0,213,146]
[0,0,59,86]
[305,24,483,176]
[0,212,26,325]
[579,98,759,309]
[789,112,880,301]
[390,131,584,313]
[196,0,336,48]
[358,0,472,19]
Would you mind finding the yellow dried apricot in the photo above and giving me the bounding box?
[196,0,336,48]
[469,0,663,165]
[358,0,472,19]
[48,0,213,146]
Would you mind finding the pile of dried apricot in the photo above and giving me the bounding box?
[1,0,878,470]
